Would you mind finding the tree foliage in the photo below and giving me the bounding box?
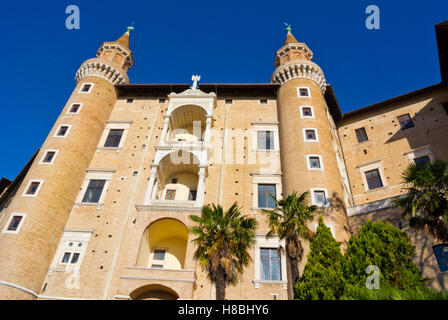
[295,216,346,300]
[189,202,257,300]
[342,220,425,291]
[392,160,448,242]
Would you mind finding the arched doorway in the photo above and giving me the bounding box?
[130,284,179,300]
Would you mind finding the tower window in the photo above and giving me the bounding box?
[308,156,322,169]
[355,127,368,143]
[365,169,384,190]
[55,125,70,137]
[82,179,106,203]
[260,248,281,281]
[414,156,431,166]
[2,213,27,234]
[68,103,82,114]
[433,245,448,272]
[304,129,317,141]
[398,114,415,130]
[312,189,328,206]
[260,99,268,104]
[225,99,233,104]
[297,87,310,97]
[26,182,40,195]
[159,98,166,103]
[301,106,313,118]
[165,189,176,200]
[257,131,274,150]
[126,99,134,103]
[258,184,276,208]
[40,150,58,164]
[104,129,124,148]
[80,83,93,93]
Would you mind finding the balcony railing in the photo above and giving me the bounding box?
[148,200,196,208]
[164,140,204,148]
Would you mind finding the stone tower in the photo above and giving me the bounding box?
[272,27,351,252]
[0,28,134,299]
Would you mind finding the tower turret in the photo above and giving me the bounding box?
[272,26,351,289]
[0,28,134,299]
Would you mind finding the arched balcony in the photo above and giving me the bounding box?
[136,218,188,270]
[159,104,212,148]
[143,151,207,209]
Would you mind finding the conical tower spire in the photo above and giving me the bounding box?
[115,26,134,49]
[284,23,299,45]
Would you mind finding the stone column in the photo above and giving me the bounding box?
[159,116,170,146]
[143,166,158,204]
[195,166,206,207]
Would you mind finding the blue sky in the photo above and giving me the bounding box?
[0,0,447,179]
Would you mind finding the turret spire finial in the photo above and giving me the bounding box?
[284,22,292,33]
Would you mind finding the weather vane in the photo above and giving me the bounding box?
[127,22,135,32]
[284,22,291,32]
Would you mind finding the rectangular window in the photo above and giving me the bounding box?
[7,216,23,231]
[398,114,415,130]
[355,127,368,143]
[260,248,281,281]
[80,84,92,93]
[313,190,327,205]
[126,99,134,103]
[82,179,106,203]
[414,156,431,166]
[26,182,40,195]
[189,190,197,201]
[104,129,124,148]
[71,253,80,264]
[257,131,274,150]
[69,104,81,113]
[309,156,321,169]
[56,126,70,137]
[260,99,268,104]
[151,249,166,268]
[165,189,176,200]
[305,129,317,141]
[298,88,310,97]
[61,252,71,264]
[258,184,276,208]
[42,151,56,163]
[433,245,448,272]
[171,178,178,184]
[302,107,313,117]
[365,169,383,190]
[225,99,233,104]
[159,98,166,103]
[442,102,448,115]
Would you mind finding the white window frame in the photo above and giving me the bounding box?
[50,229,93,272]
[75,169,115,206]
[22,179,44,198]
[53,124,72,138]
[39,149,59,165]
[2,213,27,234]
[303,128,319,142]
[78,83,94,94]
[310,188,330,207]
[297,87,311,98]
[403,145,434,164]
[356,160,387,192]
[98,121,132,150]
[300,106,315,119]
[150,247,168,269]
[250,122,280,152]
[306,155,324,171]
[250,173,282,212]
[67,102,83,115]
[253,235,287,289]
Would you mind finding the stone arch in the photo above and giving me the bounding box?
[136,218,189,269]
[130,284,179,300]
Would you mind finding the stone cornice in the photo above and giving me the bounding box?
[270,59,327,94]
[75,58,129,85]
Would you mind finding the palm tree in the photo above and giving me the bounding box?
[262,191,318,296]
[392,160,448,243]
[189,202,257,300]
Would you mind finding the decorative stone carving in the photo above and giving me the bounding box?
[75,61,129,85]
